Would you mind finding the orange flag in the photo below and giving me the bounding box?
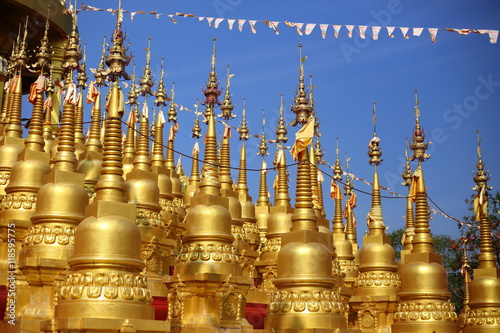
[290,117,315,160]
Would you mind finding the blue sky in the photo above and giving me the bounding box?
[71,0,500,239]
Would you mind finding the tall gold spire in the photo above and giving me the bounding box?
[266,45,348,332]
[4,18,29,139]
[74,44,88,146]
[151,59,169,168]
[400,140,415,254]
[472,131,496,269]
[344,156,358,247]
[105,0,131,82]
[123,64,138,175]
[165,83,177,171]
[255,110,270,241]
[183,103,202,209]
[350,104,399,332]
[392,94,458,333]
[165,40,252,332]
[218,74,235,191]
[332,139,344,234]
[201,38,222,120]
[461,132,500,333]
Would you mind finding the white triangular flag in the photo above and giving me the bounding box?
[359,25,367,39]
[346,25,355,38]
[488,30,499,43]
[198,17,205,21]
[319,24,328,39]
[238,19,246,32]
[214,18,224,28]
[295,23,304,36]
[206,17,214,27]
[305,23,316,35]
[270,21,280,34]
[413,27,424,36]
[158,110,166,125]
[333,25,342,38]
[428,28,438,43]
[387,26,395,38]
[227,19,235,30]
[249,20,257,34]
[372,26,381,40]
[400,27,410,39]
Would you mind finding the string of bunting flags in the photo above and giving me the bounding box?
[77,3,499,44]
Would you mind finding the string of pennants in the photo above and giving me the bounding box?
[77,3,499,44]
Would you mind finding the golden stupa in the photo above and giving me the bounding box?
[0,2,497,333]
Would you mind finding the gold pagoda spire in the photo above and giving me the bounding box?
[266,45,347,332]
[344,156,358,247]
[184,103,202,208]
[164,41,252,332]
[94,83,127,202]
[473,131,496,269]
[332,139,344,234]
[255,110,270,241]
[461,131,500,330]
[74,44,88,146]
[105,0,131,82]
[24,17,51,152]
[366,102,386,236]
[392,93,458,333]
[42,70,55,148]
[458,241,471,331]
[165,83,177,171]
[151,59,169,168]
[218,72,235,191]
[4,18,29,139]
[401,140,415,253]
[123,64,138,174]
[460,132,500,333]
[350,104,399,332]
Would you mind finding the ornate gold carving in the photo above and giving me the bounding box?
[24,225,75,246]
[262,237,281,253]
[1,193,37,210]
[0,171,10,185]
[135,210,163,227]
[355,272,400,287]
[177,243,239,264]
[58,272,152,302]
[394,301,457,322]
[269,290,345,314]
[465,309,500,325]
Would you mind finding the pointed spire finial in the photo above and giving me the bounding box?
[219,64,236,120]
[105,0,131,82]
[192,102,202,139]
[410,91,430,163]
[258,109,269,157]
[291,44,312,127]
[139,38,154,96]
[154,58,170,109]
[62,10,81,82]
[77,43,88,89]
[368,103,382,167]
[167,82,177,122]
[238,98,249,141]
[32,9,51,73]
[276,94,288,143]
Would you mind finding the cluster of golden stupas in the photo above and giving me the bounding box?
[0,4,499,333]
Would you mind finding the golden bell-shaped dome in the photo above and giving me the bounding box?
[334,238,354,259]
[126,178,161,208]
[267,211,292,236]
[69,215,144,270]
[399,261,450,297]
[8,159,51,188]
[468,276,500,306]
[277,241,333,279]
[78,158,102,183]
[35,182,88,219]
[157,173,173,201]
[360,242,397,268]
[183,203,233,241]
[0,144,23,167]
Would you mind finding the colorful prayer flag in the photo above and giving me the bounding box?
[428,28,438,43]
[319,24,328,39]
[413,27,424,36]
[400,27,410,39]
[359,25,367,39]
[238,19,246,32]
[249,20,257,33]
[305,23,316,35]
[214,18,224,28]
[372,26,381,40]
[333,25,342,38]
[387,26,395,38]
[346,25,354,38]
